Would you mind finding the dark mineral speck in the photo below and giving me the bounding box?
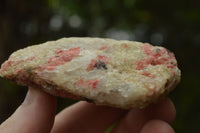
[94,61,107,70]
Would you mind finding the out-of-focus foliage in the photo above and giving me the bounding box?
[0,0,200,132]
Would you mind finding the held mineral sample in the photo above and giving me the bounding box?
[0,37,181,109]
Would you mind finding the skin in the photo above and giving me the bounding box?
[0,87,176,133]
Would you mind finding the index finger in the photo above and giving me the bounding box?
[0,87,57,133]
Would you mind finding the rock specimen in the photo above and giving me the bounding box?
[0,37,181,109]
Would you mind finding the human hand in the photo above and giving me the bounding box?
[0,87,176,133]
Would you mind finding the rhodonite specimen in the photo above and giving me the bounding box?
[0,37,181,109]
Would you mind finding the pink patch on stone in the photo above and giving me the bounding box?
[142,72,156,78]
[136,43,176,70]
[97,55,110,63]
[0,56,35,74]
[86,59,96,71]
[99,45,108,50]
[15,68,30,84]
[75,79,100,89]
[39,47,80,71]
[124,44,128,48]
[87,79,100,89]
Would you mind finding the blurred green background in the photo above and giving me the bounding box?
[0,0,200,132]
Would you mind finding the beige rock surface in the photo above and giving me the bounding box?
[0,37,181,109]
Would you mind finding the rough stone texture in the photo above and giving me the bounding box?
[0,37,181,109]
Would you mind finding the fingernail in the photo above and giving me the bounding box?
[23,87,37,106]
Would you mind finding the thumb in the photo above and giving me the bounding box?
[0,87,57,133]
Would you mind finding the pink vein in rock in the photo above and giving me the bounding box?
[39,47,80,71]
